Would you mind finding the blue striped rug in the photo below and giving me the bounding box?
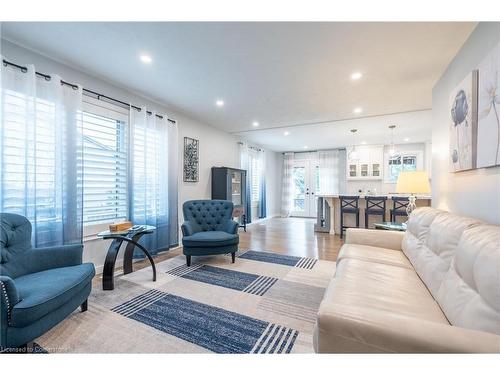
[239,251,318,269]
[33,250,335,353]
[112,289,298,353]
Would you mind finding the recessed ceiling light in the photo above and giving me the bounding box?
[361,141,367,145]
[353,107,363,114]
[351,72,363,80]
[303,145,308,149]
[404,137,410,142]
[215,99,225,107]
[140,54,152,64]
[252,121,259,127]
[284,131,290,136]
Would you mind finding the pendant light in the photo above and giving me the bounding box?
[388,125,400,159]
[348,129,359,161]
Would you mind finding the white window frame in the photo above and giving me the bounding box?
[81,96,130,237]
[384,150,424,184]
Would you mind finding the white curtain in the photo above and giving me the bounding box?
[317,150,340,195]
[0,62,83,246]
[258,149,266,218]
[129,107,178,254]
[238,142,252,223]
[281,152,294,217]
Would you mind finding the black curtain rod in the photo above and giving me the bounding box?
[2,59,176,124]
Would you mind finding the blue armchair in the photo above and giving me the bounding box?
[0,213,95,350]
[181,200,239,266]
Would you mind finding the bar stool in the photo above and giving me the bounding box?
[390,196,410,222]
[339,195,360,239]
[365,196,387,228]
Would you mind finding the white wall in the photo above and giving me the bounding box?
[1,39,282,271]
[432,22,500,225]
[265,150,283,217]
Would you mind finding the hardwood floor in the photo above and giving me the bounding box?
[239,217,343,261]
[111,217,342,281]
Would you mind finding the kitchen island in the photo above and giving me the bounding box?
[314,194,431,235]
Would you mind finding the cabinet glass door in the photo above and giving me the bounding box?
[361,164,368,177]
[231,171,242,205]
[349,164,357,177]
[372,163,380,177]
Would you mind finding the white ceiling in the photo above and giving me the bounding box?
[1,22,475,151]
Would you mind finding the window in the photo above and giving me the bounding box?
[249,152,261,203]
[386,153,419,183]
[81,98,129,226]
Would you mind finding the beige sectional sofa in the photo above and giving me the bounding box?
[313,207,500,353]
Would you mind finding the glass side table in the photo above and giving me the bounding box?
[97,225,157,290]
[373,222,407,231]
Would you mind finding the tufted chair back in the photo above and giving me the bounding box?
[183,200,234,233]
[0,213,33,278]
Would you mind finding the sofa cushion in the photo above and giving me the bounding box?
[182,231,239,247]
[10,263,95,327]
[326,258,448,324]
[403,208,481,297]
[337,244,413,269]
[436,225,500,334]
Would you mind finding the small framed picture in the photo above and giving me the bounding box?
[183,137,199,182]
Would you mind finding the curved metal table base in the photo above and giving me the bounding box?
[102,232,157,290]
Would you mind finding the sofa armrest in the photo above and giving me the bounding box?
[345,228,404,251]
[181,222,195,237]
[25,244,83,274]
[314,302,500,353]
[223,220,239,235]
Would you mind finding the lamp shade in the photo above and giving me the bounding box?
[395,171,431,194]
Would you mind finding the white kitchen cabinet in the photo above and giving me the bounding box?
[346,145,384,180]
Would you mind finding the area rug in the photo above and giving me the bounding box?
[35,250,336,353]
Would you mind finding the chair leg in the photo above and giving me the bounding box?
[340,213,344,239]
[81,299,88,312]
[231,252,236,263]
[356,213,360,228]
[186,255,191,267]
[365,212,369,228]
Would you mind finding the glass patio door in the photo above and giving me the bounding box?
[291,159,319,217]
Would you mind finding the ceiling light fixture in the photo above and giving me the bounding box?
[353,107,363,114]
[388,125,401,159]
[404,137,410,142]
[252,121,259,127]
[215,99,225,107]
[361,141,367,145]
[303,146,309,149]
[140,54,152,64]
[348,129,359,161]
[284,131,290,136]
[351,72,363,80]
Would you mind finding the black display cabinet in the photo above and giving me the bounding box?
[211,167,247,231]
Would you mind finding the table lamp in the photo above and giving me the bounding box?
[395,171,431,217]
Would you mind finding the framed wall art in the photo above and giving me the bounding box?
[449,70,478,172]
[183,137,199,182]
[477,40,500,169]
